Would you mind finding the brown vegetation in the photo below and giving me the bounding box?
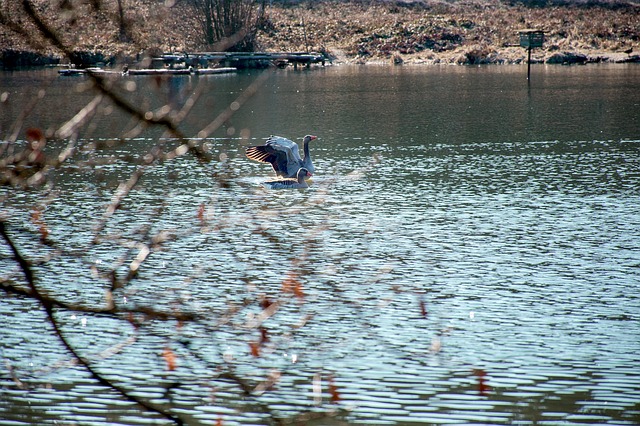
[0,0,639,67]
[260,0,640,64]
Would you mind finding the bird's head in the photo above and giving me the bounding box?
[299,168,312,178]
[303,135,318,143]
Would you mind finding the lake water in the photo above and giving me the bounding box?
[1,64,640,425]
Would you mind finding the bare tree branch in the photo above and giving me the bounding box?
[0,221,184,425]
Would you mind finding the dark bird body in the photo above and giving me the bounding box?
[262,168,312,190]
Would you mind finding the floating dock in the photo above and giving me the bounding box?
[59,51,326,76]
[59,66,238,76]
[155,51,326,69]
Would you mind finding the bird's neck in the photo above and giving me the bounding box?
[303,140,311,161]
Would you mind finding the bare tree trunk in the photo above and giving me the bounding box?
[190,0,263,51]
[116,0,129,42]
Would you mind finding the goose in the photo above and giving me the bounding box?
[245,135,317,179]
[262,168,312,190]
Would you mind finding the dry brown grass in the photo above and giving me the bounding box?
[1,0,638,65]
[257,0,640,64]
[0,0,201,59]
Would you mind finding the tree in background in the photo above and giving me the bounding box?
[116,0,130,42]
[190,0,267,51]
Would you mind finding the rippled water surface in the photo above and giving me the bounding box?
[1,64,640,425]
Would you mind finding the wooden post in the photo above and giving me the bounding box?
[527,46,532,81]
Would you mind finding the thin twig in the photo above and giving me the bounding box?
[0,221,184,425]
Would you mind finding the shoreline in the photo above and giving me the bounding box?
[1,0,639,69]
[1,48,636,70]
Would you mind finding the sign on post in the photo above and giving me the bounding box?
[518,30,545,81]
[519,30,544,48]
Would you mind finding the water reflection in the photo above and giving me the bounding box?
[3,64,638,144]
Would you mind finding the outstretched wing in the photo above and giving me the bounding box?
[245,145,289,177]
[267,136,302,162]
[246,136,305,178]
[245,145,275,164]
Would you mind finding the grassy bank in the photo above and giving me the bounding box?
[262,0,640,64]
[1,0,638,67]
